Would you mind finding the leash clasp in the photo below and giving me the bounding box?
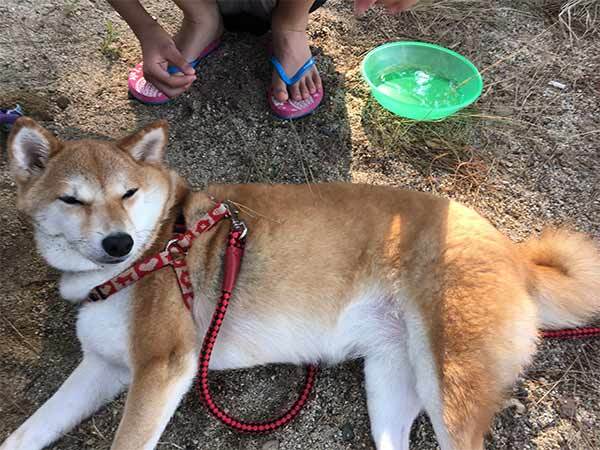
[223,201,248,239]
[166,238,187,262]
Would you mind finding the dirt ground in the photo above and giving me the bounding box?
[1,0,599,449]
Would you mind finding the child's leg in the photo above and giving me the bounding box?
[172,0,224,61]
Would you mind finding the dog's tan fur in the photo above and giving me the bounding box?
[3,119,600,450]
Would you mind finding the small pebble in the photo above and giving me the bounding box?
[56,96,70,110]
[559,398,577,418]
[341,422,355,442]
[548,80,567,90]
[504,398,526,414]
[261,439,279,450]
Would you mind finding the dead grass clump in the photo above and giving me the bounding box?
[542,0,599,40]
[410,0,487,15]
[360,99,491,194]
[425,141,490,193]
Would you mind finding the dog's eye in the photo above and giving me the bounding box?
[59,195,84,205]
[122,188,138,200]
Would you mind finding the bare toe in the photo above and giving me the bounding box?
[305,74,316,94]
[312,69,322,92]
[289,82,302,101]
[300,80,310,99]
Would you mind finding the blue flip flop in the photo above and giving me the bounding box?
[268,55,323,120]
[166,39,220,75]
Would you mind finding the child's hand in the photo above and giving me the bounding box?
[354,0,419,16]
[139,25,197,98]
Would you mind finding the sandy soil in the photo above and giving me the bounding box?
[0,0,599,449]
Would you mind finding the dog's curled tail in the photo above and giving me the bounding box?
[520,229,600,329]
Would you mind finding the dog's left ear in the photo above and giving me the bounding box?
[117,121,168,163]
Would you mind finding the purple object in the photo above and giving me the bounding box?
[0,104,24,126]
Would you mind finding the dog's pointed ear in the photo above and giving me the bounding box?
[117,121,168,163]
[8,117,62,182]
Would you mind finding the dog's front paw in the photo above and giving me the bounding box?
[1,428,43,450]
[1,432,23,450]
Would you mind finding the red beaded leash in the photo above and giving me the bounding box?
[196,225,318,433]
[541,327,600,339]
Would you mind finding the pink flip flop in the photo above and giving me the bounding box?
[128,40,221,105]
[268,56,323,120]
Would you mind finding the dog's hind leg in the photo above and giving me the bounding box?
[1,354,128,450]
[423,287,538,450]
[110,351,196,450]
[364,351,422,450]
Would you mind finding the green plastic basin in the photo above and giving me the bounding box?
[361,41,483,121]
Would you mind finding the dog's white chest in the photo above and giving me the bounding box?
[76,289,132,368]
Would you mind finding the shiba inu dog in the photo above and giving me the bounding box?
[2,118,600,450]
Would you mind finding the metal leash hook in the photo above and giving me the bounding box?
[165,238,186,260]
[223,201,248,239]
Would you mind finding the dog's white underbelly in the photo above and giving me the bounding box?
[76,288,132,369]
[208,286,410,370]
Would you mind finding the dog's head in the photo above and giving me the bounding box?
[8,118,176,272]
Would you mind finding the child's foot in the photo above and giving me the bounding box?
[128,3,223,105]
[270,28,322,103]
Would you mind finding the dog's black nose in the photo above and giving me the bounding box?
[102,233,134,258]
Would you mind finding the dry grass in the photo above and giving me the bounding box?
[539,0,600,41]
[359,97,494,194]
[410,0,487,14]
[409,0,600,38]
[407,0,495,28]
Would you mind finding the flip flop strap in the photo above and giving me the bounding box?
[166,42,218,75]
[167,57,201,75]
[271,56,315,86]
